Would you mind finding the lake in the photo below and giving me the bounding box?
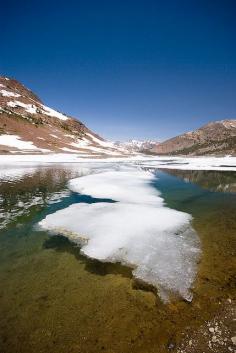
[0,163,235,353]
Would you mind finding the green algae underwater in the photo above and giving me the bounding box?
[0,165,235,353]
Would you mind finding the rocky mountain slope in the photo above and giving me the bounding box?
[151,120,236,156]
[0,76,126,156]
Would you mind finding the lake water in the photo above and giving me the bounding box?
[0,163,235,353]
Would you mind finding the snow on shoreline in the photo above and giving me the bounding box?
[39,166,201,301]
[0,154,235,171]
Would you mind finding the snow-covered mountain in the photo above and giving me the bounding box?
[0,76,128,156]
[114,139,159,152]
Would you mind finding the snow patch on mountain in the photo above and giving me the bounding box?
[41,104,68,121]
[0,89,21,98]
[86,132,114,147]
[7,101,38,114]
[0,134,50,152]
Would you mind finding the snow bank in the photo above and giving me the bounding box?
[7,101,37,114]
[6,100,68,121]
[0,134,46,151]
[70,139,121,155]
[0,89,20,98]
[70,140,89,149]
[60,147,82,153]
[86,132,114,147]
[133,156,236,171]
[39,167,200,301]
[41,104,68,121]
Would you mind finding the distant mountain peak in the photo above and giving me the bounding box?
[114,139,159,152]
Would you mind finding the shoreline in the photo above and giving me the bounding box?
[0,154,235,171]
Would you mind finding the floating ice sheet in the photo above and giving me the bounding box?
[39,167,200,301]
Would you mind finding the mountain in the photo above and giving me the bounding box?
[151,120,236,156]
[0,76,126,156]
[1,76,235,157]
[114,139,159,152]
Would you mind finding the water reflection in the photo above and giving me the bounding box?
[0,166,84,229]
[163,169,236,193]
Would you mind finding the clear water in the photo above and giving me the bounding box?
[0,164,235,353]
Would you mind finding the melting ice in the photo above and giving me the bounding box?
[39,166,200,301]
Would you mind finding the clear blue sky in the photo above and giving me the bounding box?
[1,0,236,141]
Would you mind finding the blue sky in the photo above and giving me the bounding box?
[1,0,236,141]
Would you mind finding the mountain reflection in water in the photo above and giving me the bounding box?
[163,169,236,193]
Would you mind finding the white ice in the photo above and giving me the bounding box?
[69,169,163,204]
[39,166,200,301]
[0,154,235,170]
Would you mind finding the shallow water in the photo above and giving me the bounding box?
[0,164,235,353]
